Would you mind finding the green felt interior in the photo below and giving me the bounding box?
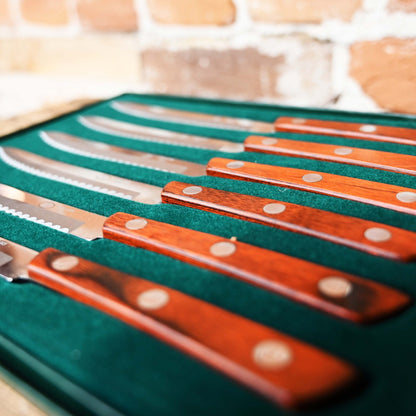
[0,93,415,416]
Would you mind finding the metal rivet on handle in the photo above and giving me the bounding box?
[226,161,245,169]
[237,119,254,127]
[302,173,323,183]
[51,255,79,272]
[137,289,169,310]
[364,227,392,242]
[210,241,236,257]
[334,147,353,156]
[39,201,55,209]
[318,277,353,298]
[359,124,377,133]
[262,138,278,146]
[183,186,202,195]
[253,340,292,370]
[292,118,306,125]
[125,218,148,230]
[263,203,286,215]
[396,191,416,203]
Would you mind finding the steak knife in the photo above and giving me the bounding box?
[0,183,411,323]
[2,146,416,262]
[111,101,416,147]
[80,115,416,175]
[0,237,359,409]
[40,132,416,216]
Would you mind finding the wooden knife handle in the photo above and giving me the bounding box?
[206,158,416,216]
[274,117,416,147]
[161,181,416,262]
[244,136,416,176]
[28,248,358,410]
[103,213,410,324]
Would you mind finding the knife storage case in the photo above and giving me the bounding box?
[0,93,415,416]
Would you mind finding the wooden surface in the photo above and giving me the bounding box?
[28,247,359,409]
[161,181,416,261]
[0,376,47,416]
[274,117,416,146]
[102,212,411,323]
[244,135,416,175]
[207,158,416,216]
[0,98,97,137]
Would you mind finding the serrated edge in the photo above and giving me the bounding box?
[40,132,186,174]
[78,115,226,150]
[0,201,70,233]
[0,147,134,200]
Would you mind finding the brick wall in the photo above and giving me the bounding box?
[0,0,415,114]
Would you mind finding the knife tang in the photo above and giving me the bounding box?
[103,213,410,323]
[161,182,416,262]
[111,101,275,133]
[244,136,416,176]
[207,158,416,216]
[274,117,416,146]
[27,247,358,409]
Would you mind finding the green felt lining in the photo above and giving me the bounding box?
[0,93,415,416]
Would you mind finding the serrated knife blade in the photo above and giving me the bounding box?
[110,101,275,133]
[111,101,416,146]
[0,183,105,240]
[79,115,244,153]
[0,147,163,204]
[40,131,207,177]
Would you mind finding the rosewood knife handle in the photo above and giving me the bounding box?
[103,213,410,324]
[161,181,416,262]
[28,248,358,409]
[206,158,416,216]
[244,136,416,176]
[273,117,416,147]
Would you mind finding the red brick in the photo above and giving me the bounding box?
[148,0,236,25]
[21,0,70,26]
[0,0,12,26]
[350,38,416,114]
[248,0,363,23]
[77,0,138,32]
[141,40,333,104]
[388,0,416,12]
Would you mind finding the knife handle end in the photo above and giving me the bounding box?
[28,247,359,409]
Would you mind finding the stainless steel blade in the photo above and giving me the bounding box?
[0,184,106,240]
[40,131,207,177]
[0,147,163,205]
[111,101,275,133]
[0,238,36,281]
[78,115,245,152]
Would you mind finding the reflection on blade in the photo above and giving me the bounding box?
[40,131,207,177]
[78,115,245,153]
[0,238,37,281]
[111,101,275,133]
[0,147,163,205]
[0,184,106,240]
